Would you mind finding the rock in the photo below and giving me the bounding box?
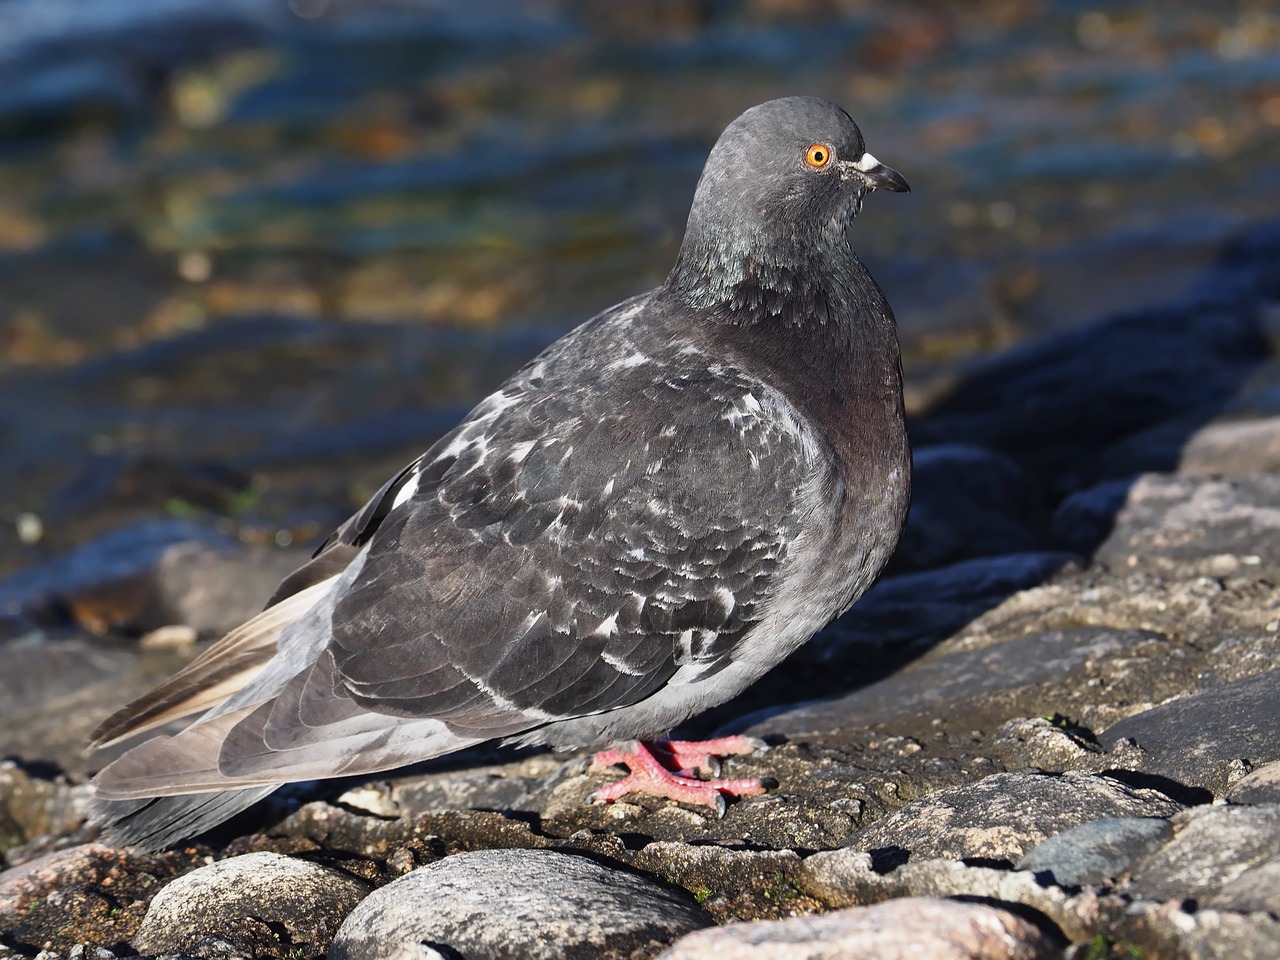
[736,551,1081,731]
[1099,668,1280,797]
[1116,900,1280,960]
[796,849,1107,943]
[0,761,93,858]
[848,771,1184,866]
[0,639,148,774]
[132,851,372,957]
[330,848,711,960]
[1125,804,1280,904]
[112,539,309,637]
[911,305,1268,496]
[1049,479,1138,555]
[1064,411,1280,494]
[750,625,1162,741]
[628,842,809,922]
[888,444,1048,575]
[1015,816,1173,887]
[1226,760,1280,805]
[1205,852,1280,915]
[814,552,1080,656]
[0,520,233,621]
[655,897,1061,959]
[0,843,204,952]
[988,717,1101,770]
[1085,474,1280,578]
[1171,416,1280,478]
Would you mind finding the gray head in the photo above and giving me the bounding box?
[667,97,908,316]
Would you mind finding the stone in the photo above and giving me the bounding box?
[811,552,1080,659]
[1085,474,1280,578]
[1125,804,1280,904]
[988,717,1101,770]
[1117,900,1280,960]
[1015,816,1173,887]
[751,625,1160,741]
[330,848,712,960]
[0,761,94,855]
[0,520,234,622]
[655,896,1060,959]
[796,849,1108,943]
[628,842,809,922]
[1178,416,1280,477]
[888,444,1048,575]
[0,639,154,775]
[1205,852,1280,915]
[848,771,1183,866]
[1226,760,1280,805]
[132,851,371,956]
[0,842,205,953]
[910,306,1267,496]
[1099,668,1280,797]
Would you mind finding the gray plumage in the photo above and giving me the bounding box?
[91,96,912,849]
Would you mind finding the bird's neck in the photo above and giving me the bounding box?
[665,231,907,483]
[664,228,899,369]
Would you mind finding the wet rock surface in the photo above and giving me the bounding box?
[4,4,1280,958]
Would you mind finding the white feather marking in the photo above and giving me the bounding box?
[715,586,736,616]
[508,439,536,463]
[390,469,421,510]
[608,351,650,371]
[675,629,695,665]
[602,649,644,675]
[602,478,615,498]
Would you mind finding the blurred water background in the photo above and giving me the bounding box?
[2,0,1279,576]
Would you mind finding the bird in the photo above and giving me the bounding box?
[89,96,912,850]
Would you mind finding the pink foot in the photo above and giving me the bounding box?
[589,737,769,816]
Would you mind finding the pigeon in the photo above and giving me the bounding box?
[90,96,912,849]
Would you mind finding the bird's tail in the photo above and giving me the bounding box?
[92,786,279,851]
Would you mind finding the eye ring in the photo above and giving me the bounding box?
[805,143,833,168]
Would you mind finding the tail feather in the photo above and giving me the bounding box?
[93,787,278,851]
[89,577,337,748]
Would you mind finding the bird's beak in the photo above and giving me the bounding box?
[847,152,910,193]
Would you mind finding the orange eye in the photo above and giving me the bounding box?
[805,143,832,168]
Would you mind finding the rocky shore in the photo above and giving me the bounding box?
[1,218,1277,958]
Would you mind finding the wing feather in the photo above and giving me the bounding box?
[89,577,338,748]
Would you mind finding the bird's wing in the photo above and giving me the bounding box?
[87,576,339,747]
[208,344,818,783]
[96,304,823,794]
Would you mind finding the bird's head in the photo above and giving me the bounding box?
[668,97,909,317]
